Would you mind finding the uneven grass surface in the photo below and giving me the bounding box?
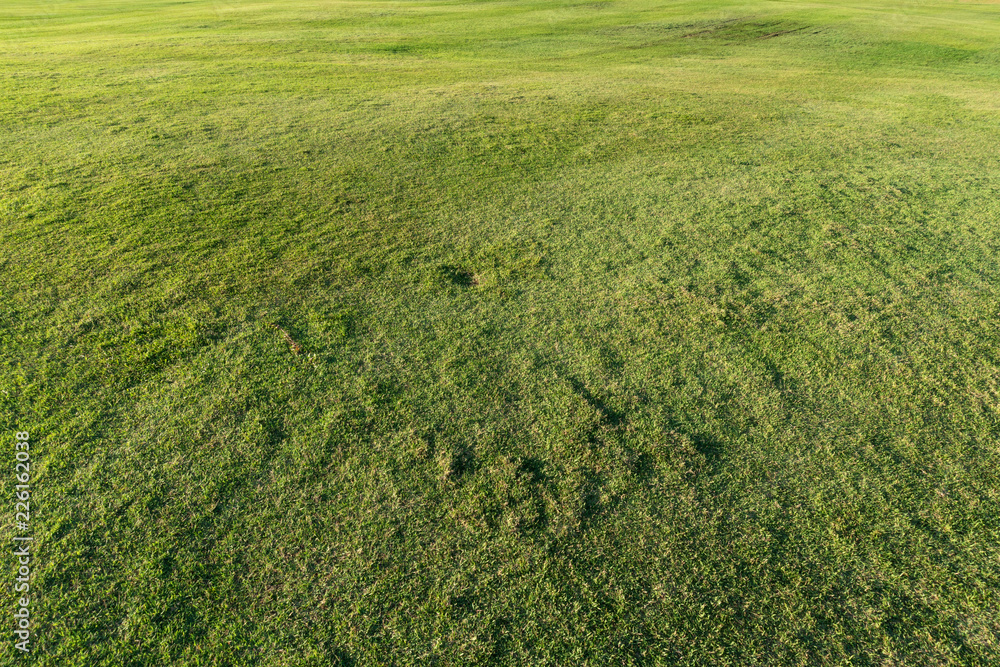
[2,0,1000,664]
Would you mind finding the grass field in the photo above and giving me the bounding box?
[2,0,1000,664]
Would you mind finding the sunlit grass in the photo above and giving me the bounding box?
[2,0,999,664]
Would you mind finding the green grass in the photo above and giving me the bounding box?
[2,0,1000,664]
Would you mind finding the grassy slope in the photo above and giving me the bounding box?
[2,0,1000,664]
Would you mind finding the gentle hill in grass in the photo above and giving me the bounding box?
[2,0,999,664]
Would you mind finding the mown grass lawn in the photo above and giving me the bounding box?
[2,0,1000,664]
